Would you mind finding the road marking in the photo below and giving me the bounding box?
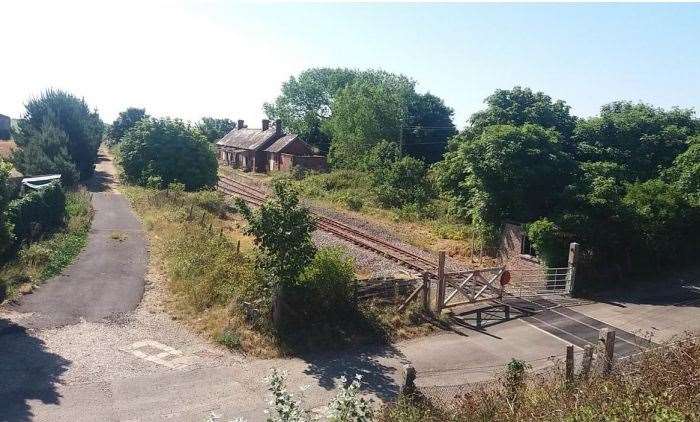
[120,340,195,370]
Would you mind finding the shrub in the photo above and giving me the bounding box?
[373,156,432,208]
[0,160,14,255]
[11,119,80,186]
[525,218,568,266]
[118,118,218,190]
[292,247,358,324]
[8,183,66,244]
[12,89,103,181]
[107,107,148,144]
[236,181,316,289]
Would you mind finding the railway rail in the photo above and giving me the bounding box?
[217,175,437,274]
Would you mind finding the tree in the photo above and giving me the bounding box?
[373,156,432,209]
[236,181,316,289]
[118,118,217,190]
[664,135,700,206]
[403,93,457,163]
[437,124,577,237]
[467,86,577,141]
[264,68,358,152]
[196,117,236,143]
[13,89,103,180]
[267,68,456,164]
[0,159,15,255]
[107,107,148,144]
[573,102,695,182]
[11,118,80,185]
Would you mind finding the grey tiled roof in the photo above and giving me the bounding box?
[264,134,307,153]
[216,127,279,150]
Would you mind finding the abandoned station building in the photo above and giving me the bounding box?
[216,119,326,173]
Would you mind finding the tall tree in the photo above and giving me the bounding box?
[107,107,148,144]
[11,119,79,185]
[13,89,103,181]
[436,124,577,237]
[196,117,236,143]
[467,86,577,141]
[574,102,696,182]
[264,68,358,152]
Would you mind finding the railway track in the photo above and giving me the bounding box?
[217,174,438,274]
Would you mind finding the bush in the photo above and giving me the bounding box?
[8,183,66,244]
[373,156,432,209]
[107,107,148,144]
[292,247,358,324]
[11,119,80,186]
[526,218,568,266]
[118,118,218,190]
[12,89,103,181]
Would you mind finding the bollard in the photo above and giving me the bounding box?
[400,364,417,396]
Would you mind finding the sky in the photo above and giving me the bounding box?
[3,1,699,129]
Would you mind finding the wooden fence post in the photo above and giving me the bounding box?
[435,251,446,314]
[580,344,593,380]
[236,240,241,255]
[421,272,430,312]
[599,328,616,375]
[565,345,574,385]
[566,242,579,294]
[200,210,206,226]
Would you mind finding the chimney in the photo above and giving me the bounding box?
[275,119,282,135]
[262,119,270,131]
[237,119,244,129]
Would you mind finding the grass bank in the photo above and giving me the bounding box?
[0,189,93,300]
[122,185,435,357]
[381,335,700,421]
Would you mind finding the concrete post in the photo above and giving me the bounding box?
[566,242,580,294]
[401,364,417,396]
[565,345,574,384]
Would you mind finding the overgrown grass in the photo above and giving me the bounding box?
[381,335,700,421]
[267,169,494,264]
[122,184,435,356]
[0,189,93,299]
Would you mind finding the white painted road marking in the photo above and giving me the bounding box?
[121,340,195,370]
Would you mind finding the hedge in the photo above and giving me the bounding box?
[8,183,66,243]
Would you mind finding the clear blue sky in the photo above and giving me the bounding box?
[3,1,699,128]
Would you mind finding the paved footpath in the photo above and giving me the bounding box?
[1,150,699,421]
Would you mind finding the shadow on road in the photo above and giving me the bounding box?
[299,343,406,401]
[0,319,70,422]
[85,152,116,193]
[581,266,700,307]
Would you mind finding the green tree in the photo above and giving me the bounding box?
[573,102,695,182]
[0,159,15,254]
[118,118,217,190]
[13,89,103,181]
[622,179,698,267]
[326,74,411,168]
[264,68,358,152]
[11,119,80,185]
[373,156,432,209]
[107,107,148,144]
[404,93,457,163]
[236,181,316,288]
[664,134,700,206]
[196,117,236,143]
[525,218,568,267]
[467,86,577,140]
[437,124,577,238]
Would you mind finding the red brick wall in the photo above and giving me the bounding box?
[500,222,545,274]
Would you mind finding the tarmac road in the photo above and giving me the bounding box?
[8,193,147,329]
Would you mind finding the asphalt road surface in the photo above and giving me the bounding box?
[8,186,147,330]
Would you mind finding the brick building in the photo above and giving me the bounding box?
[216,119,326,173]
